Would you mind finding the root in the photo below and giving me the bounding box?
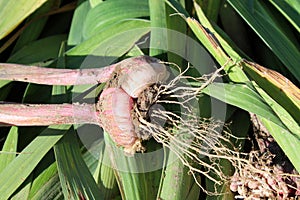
[131,62,300,197]
[132,62,242,194]
[230,114,300,199]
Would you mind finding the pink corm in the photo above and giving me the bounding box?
[0,56,169,153]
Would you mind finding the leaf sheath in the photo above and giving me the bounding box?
[0,103,99,126]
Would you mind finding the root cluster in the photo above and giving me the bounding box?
[230,114,300,199]
[131,63,300,197]
[230,151,300,199]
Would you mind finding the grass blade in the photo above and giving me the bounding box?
[260,118,300,173]
[253,81,300,168]
[203,82,300,172]
[0,125,70,200]
[90,142,120,199]
[165,0,187,67]
[89,0,103,8]
[104,132,158,200]
[54,130,103,199]
[186,17,248,83]
[0,80,13,100]
[10,177,32,200]
[28,162,62,200]
[52,44,103,199]
[254,84,299,138]
[190,2,249,82]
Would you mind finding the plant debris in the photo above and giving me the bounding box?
[230,114,300,199]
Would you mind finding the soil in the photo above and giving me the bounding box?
[132,84,161,140]
[230,113,300,199]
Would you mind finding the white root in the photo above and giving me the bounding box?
[133,61,300,196]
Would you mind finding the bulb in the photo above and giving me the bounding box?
[118,56,169,98]
[97,87,138,149]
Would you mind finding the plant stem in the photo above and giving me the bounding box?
[0,103,99,126]
[0,63,116,85]
[0,56,162,86]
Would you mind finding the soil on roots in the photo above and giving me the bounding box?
[230,114,300,199]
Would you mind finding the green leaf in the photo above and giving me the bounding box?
[28,162,62,200]
[269,0,300,33]
[195,0,222,22]
[54,130,103,200]
[203,82,300,172]
[0,80,13,100]
[91,142,119,199]
[260,118,300,173]
[164,0,189,17]
[254,83,300,145]
[190,2,249,83]
[228,0,300,81]
[165,0,187,67]
[202,83,285,128]
[126,44,145,57]
[149,0,167,56]
[10,174,32,200]
[52,44,103,199]
[241,60,300,124]
[89,0,103,8]
[103,132,159,200]
[67,19,150,57]
[12,0,58,53]
[8,34,67,65]
[0,126,18,173]
[0,125,70,200]
[185,19,244,82]
[159,152,199,200]
[83,0,149,39]
[0,0,48,39]
[68,1,91,46]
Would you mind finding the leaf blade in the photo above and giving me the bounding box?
[0,125,70,200]
[228,0,300,81]
[54,130,103,200]
[0,0,48,39]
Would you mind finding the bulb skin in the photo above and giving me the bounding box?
[97,87,138,148]
[97,56,169,153]
[118,56,169,98]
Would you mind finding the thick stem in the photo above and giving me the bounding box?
[0,103,99,126]
[0,63,116,85]
[0,56,164,86]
